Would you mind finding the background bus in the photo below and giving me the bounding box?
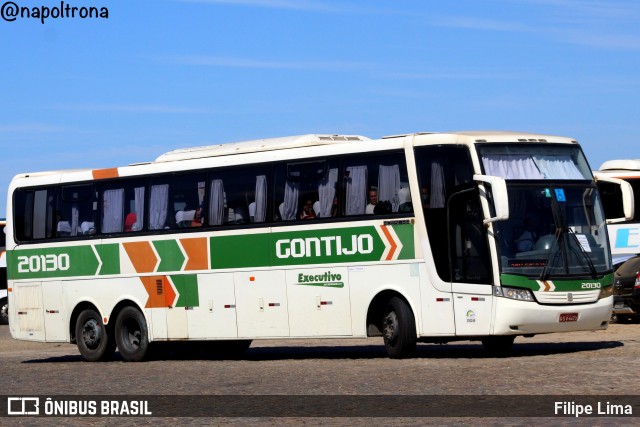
[1,219,7,324]
[595,160,640,321]
[595,160,640,266]
[6,132,623,361]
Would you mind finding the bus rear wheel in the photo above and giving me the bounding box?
[75,308,115,362]
[115,306,149,362]
[382,297,416,359]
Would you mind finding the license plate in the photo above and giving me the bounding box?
[614,302,624,309]
[559,313,579,322]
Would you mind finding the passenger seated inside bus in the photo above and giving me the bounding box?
[299,200,316,220]
[124,212,137,232]
[191,207,202,227]
[365,189,378,214]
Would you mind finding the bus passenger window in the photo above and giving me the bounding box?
[343,153,410,216]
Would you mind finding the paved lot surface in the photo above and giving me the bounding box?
[1,323,639,425]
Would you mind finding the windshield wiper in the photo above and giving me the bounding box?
[566,228,598,279]
[538,228,562,281]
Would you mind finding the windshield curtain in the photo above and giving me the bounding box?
[494,184,612,278]
[480,144,592,180]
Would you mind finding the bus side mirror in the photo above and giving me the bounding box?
[595,175,634,224]
[473,174,509,224]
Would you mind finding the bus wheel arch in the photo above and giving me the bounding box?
[366,290,417,358]
[71,302,116,362]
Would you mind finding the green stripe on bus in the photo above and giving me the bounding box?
[154,240,185,272]
[171,274,199,307]
[393,224,415,260]
[97,243,120,276]
[500,273,614,291]
[210,233,272,269]
[8,246,100,280]
[9,224,416,280]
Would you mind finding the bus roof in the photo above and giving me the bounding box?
[384,130,577,144]
[9,131,581,185]
[598,159,640,172]
[156,131,578,162]
[155,134,371,163]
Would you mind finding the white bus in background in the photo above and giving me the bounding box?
[1,219,7,324]
[594,160,640,267]
[594,160,640,321]
[5,131,631,361]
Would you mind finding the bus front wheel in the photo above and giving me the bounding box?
[382,297,417,359]
[75,308,115,362]
[115,306,149,362]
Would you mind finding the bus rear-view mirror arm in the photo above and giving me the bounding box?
[473,174,509,225]
[595,175,634,224]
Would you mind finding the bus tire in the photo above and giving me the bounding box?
[382,297,416,359]
[75,308,115,362]
[482,336,515,357]
[0,298,8,325]
[115,306,149,362]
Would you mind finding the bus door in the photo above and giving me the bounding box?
[415,145,493,335]
[448,187,493,335]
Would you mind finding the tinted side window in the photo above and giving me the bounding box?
[14,188,56,241]
[101,179,146,234]
[149,173,206,230]
[597,181,625,221]
[342,152,412,216]
[209,166,271,225]
[56,184,97,237]
[274,159,339,221]
[415,146,488,283]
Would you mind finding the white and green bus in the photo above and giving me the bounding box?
[5,132,627,361]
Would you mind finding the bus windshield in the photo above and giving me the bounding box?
[478,144,612,278]
[493,185,612,278]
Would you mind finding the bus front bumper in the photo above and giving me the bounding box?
[492,296,613,335]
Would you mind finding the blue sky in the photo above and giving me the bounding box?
[1,0,639,216]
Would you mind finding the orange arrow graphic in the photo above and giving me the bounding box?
[141,276,177,308]
[380,225,398,261]
[123,241,158,273]
[180,237,208,271]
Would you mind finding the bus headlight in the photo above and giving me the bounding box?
[599,285,613,299]
[493,286,534,301]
